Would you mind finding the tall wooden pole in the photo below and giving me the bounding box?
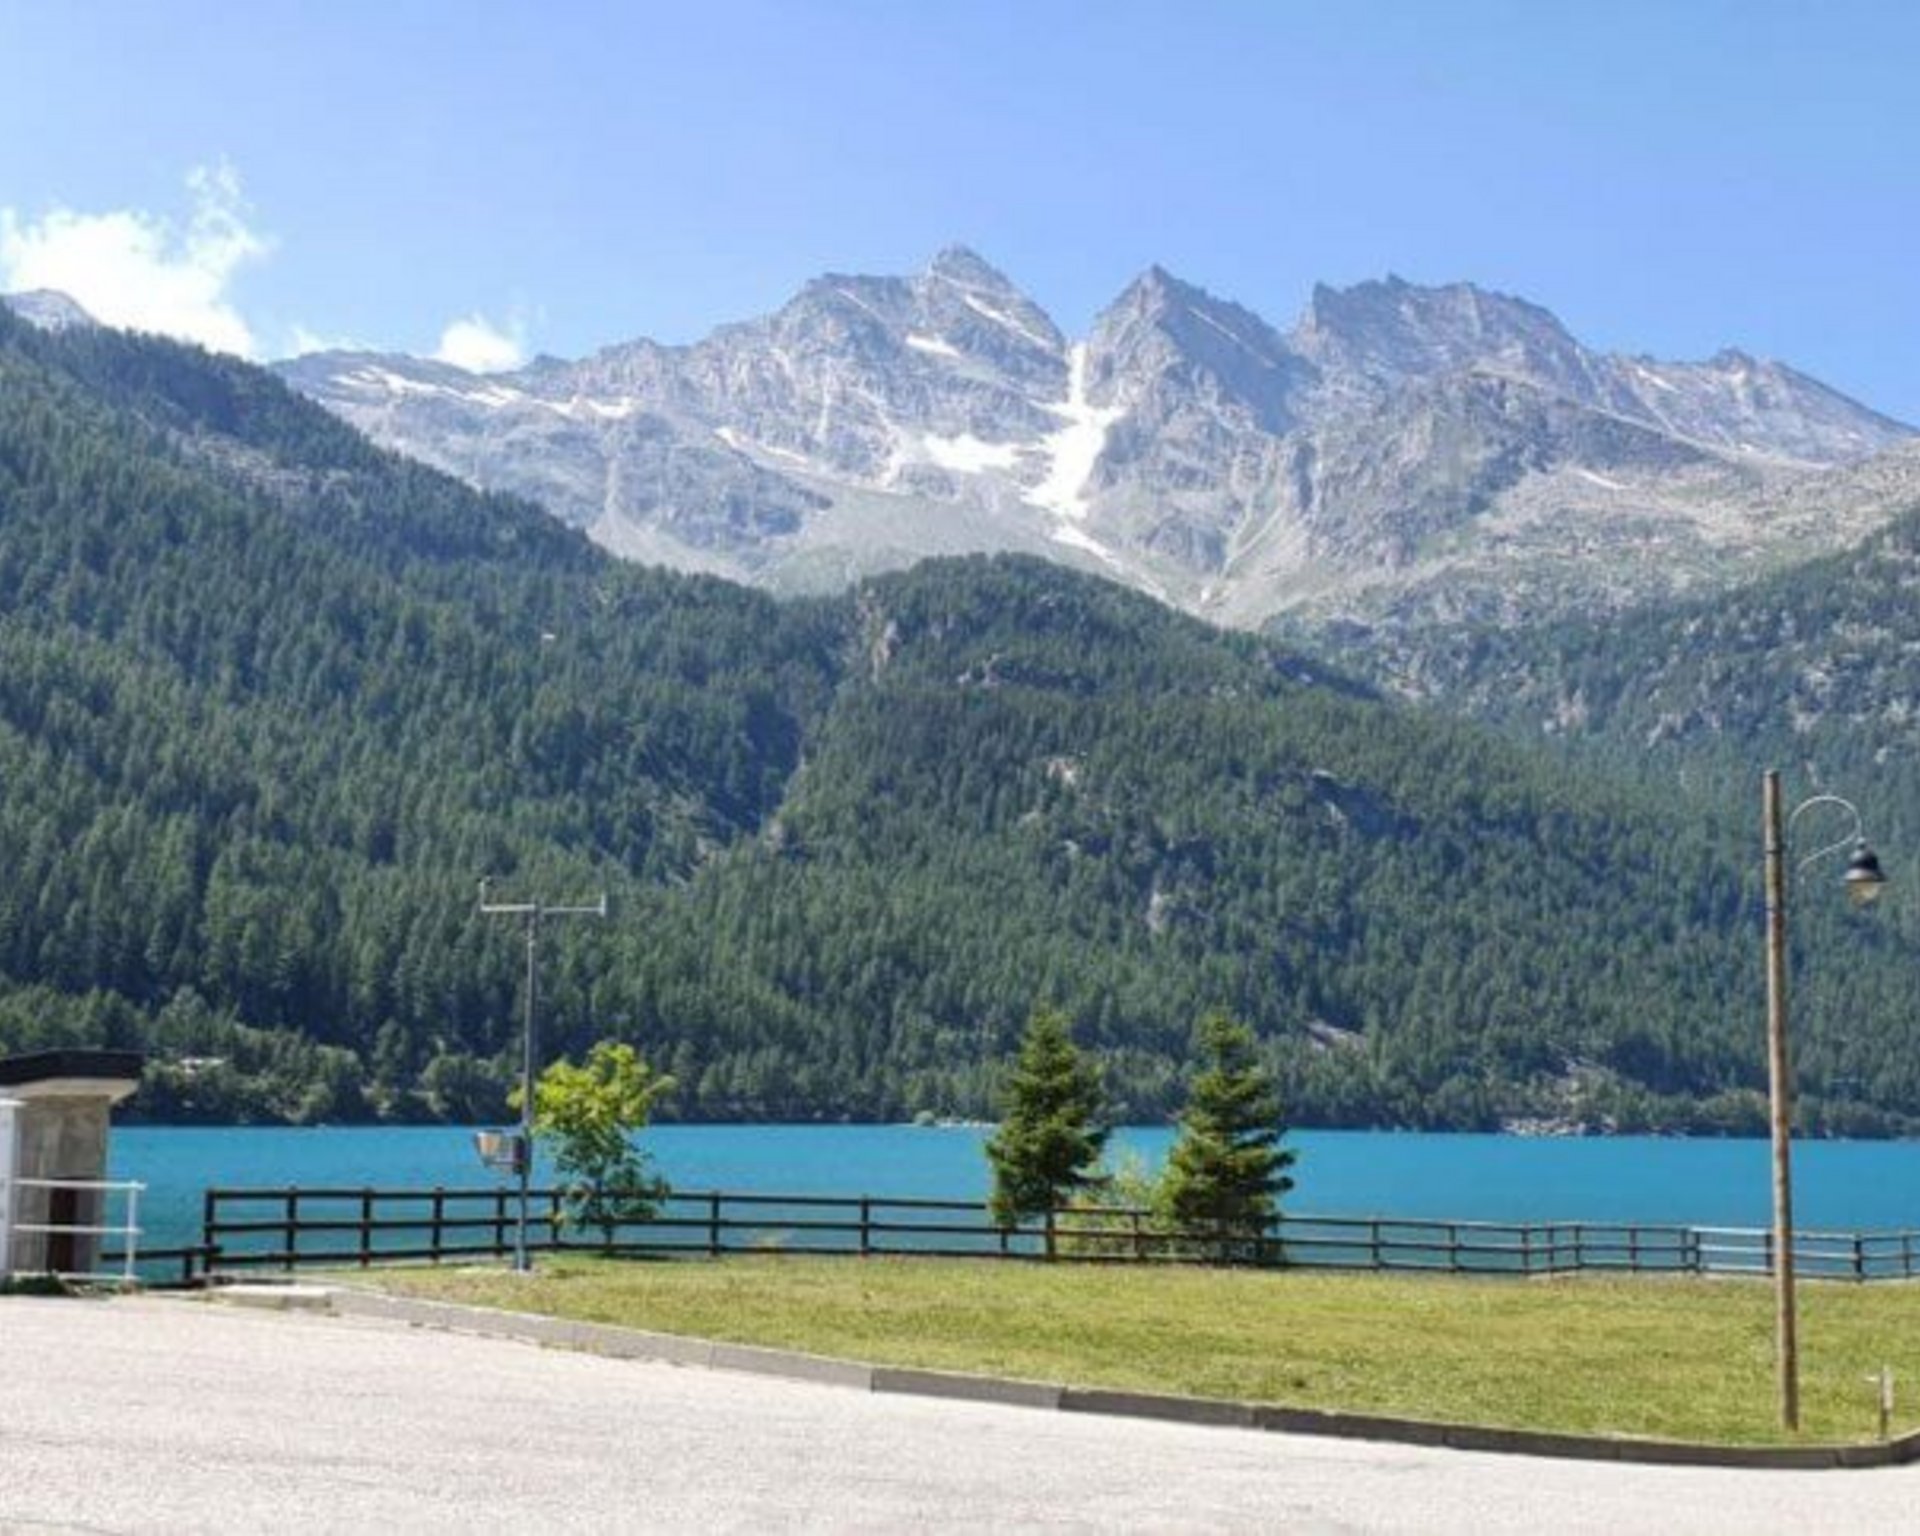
[517,909,538,1274]
[1762,768,1799,1432]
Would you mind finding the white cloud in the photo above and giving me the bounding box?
[286,323,372,358]
[0,163,269,357]
[433,313,525,373]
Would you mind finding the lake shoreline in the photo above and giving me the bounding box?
[109,1124,1920,1254]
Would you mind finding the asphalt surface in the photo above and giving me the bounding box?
[3,1295,1917,1533]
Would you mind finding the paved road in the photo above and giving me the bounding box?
[2,1295,1915,1533]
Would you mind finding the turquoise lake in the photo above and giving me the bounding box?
[111,1125,1920,1251]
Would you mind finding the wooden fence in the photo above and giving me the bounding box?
[119,1185,1920,1288]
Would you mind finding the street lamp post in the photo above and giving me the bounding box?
[1760,769,1886,1431]
[479,880,607,1273]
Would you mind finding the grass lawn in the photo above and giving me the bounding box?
[358,1255,1920,1445]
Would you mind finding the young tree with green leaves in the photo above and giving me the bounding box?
[1162,1013,1294,1261]
[986,1006,1108,1233]
[530,1041,674,1247]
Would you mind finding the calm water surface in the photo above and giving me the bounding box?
[110,1125,1920,1251]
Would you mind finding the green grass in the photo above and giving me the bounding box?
[356,1256,1920,1446]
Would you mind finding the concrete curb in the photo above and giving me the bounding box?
[292,1285,1920,1470]
[212,1283,335,1313]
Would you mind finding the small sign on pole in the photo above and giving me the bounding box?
[474,1129,528,1176]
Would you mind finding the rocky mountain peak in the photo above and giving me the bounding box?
[907,249,1065,371]
[1293,275,1586,392]
[1097,265,1289,357]
[1102,263,1210,317]
[922,244,1020,295]
[1089,265,1308,433]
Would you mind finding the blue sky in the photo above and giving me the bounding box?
[2,0,1915,419]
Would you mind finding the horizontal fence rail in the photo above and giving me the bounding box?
[170,1185,1920,1289]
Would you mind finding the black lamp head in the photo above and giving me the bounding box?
[1844,840,1888,908]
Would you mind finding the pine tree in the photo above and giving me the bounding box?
[986,1006,1108,1231]
[1162,1013,1294,1260]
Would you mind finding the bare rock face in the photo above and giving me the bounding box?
[271,253,1919,658]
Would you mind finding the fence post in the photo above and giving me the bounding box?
[1855,1235,1867,1283]
[494,1189,508,1257]
[202,1188,219,1278]
[283,1187,299,1273]
[430,1188,445,1264]
[1131,1209,1144,1263]
[1370,1219,1382,1272]
[859,1196,872,1257]
[1447,1222,1460,1273]
[1629,1226,1640,1273]
[1045,1207,1057,1262]
[359,1188,374,1268]
[708,1192,722,1258]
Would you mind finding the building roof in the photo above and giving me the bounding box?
[0,1049,145,1090]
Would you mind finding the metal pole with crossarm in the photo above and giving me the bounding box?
[479,880,607,1273]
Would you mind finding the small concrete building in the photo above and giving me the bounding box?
[0,1050,144,1276]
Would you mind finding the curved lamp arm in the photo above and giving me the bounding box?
[1786,794,1867,880]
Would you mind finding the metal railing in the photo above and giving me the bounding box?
[5,1176,144,1283]
[174,1185,1920,1287]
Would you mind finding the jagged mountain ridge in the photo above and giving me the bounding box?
[253,251,1917,636]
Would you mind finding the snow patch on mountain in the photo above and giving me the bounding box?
[352,366,447,398]
[1029,344,1124,523]
[716,425,811,465]
[570,395,642,420]
[922,432,1021,474]
[960,292,1055,352]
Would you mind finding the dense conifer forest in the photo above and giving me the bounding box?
[2,305,1913,1132]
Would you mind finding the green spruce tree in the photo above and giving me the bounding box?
[986,1006,1108,1231]
[1162,1013,1294,1261]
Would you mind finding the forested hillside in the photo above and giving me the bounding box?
[617,558,1796,1130]
[3,306,1913,1132]
[1379,505,1920,841]
[1391,499,1920,904]
[0,304,841,1119]
[1336,503,1920,1128]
